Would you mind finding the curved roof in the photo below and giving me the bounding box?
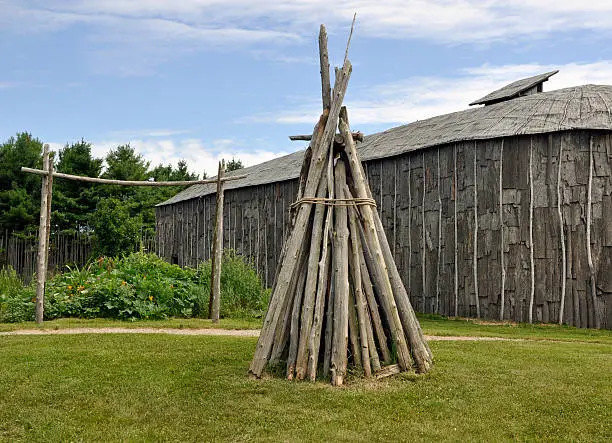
[159,84,612,206]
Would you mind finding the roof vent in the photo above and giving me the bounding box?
[469,70,559,106]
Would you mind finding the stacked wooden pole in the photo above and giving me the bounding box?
[249,25,433,385]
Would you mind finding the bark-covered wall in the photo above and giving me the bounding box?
[156,130,612,328]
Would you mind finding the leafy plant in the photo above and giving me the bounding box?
[0,267,36,322]
[1,251,269,323]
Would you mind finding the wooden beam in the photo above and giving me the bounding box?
[289,132,364,143]
[21,167,245,186]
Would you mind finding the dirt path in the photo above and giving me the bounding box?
[0,327,520,341]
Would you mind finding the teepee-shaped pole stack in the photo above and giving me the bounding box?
[249,25,433,386]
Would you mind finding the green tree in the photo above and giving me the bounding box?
[0,133,43,232]
[98,144,152,231]
[52,140,103,232]
[103,144,150,182]
[91,197,142,258]
[225,157,244,172]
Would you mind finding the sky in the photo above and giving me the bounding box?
[1,0,612,177]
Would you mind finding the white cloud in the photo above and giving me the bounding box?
[249,60,612,128]
[5,1,612,44]
[49,137,290,178]
[3,1,612,76]
[107,129,191,138]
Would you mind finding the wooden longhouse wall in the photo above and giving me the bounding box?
[156,129,611,329]
[156,179,299,288]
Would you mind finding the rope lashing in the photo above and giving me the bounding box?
[290,196,377,209]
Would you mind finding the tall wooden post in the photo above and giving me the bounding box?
[35,144,52,324]
[210,160,225,323]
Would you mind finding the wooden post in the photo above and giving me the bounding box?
[45,153,55,280]
[528,138,535,324]
[453,145,459,317]
[586,137,600,329]
[499,140,506,320]
[436,148,442,313]
[421,151,426,312]
[557,138,567,324]
[210,160,225,323]
[331,159,350,386]
[35,144,51,324]
[473,142,480,319]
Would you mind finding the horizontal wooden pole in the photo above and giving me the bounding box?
[21,167,246,186]
[289,132,364,143]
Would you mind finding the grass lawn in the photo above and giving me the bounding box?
[0,317,263,332]
[1,333,610,441]
[2,314,610,344]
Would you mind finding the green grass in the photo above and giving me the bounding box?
[0,334,610,442]
[416,315,612,344]
[0,317,262,332]
[2,314,610,345]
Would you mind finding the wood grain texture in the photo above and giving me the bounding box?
[158,132,611,329]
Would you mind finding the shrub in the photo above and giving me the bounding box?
[195,250,270,319]
[0,251,269,322]
[0,267,36,322]
[44,254,201,320]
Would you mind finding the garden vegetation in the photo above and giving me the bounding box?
[0,251,269,323]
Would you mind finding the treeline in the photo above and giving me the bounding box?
[0,132,241,258]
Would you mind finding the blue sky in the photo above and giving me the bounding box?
[1,1,612,177]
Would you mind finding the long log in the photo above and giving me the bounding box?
[586,136,600,328]
[338,109,413,372]
[557,138,567,324]
[249,59,352,378]
[289,133,364,143]
[365,305,382,372]
[319,24,331,110]
[295,174,329,379]
[347,186,372,376]
[35,145,51,324]
[306,216,333,380]
[357,223,391,363]
[331,159,350,386]
[287,268,308,379]
[307,151,336,381]
[348,287,362,371]
[270,225,312,364]
[21,167,245,186]
[322,255,335,377]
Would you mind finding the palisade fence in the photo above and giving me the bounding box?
[0,230,156,283]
